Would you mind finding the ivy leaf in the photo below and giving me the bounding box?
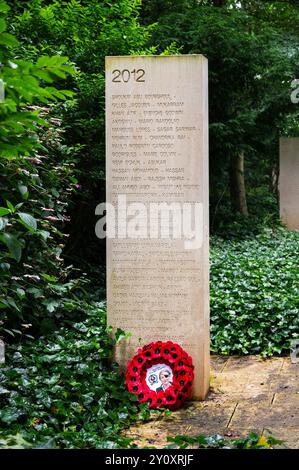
[0,408,24,424]
[18,184,29,200]
[0,217,8,230]
[38,230,50,241]
[16,288,26,298]
[0,18,6,34]
[114,328,132,343]
[18,212,37,232]
[0,233,22,262]
[0,262,10,271]
[0,32,19,48]
[6,200,15,213]
[0,2,10,14]
[41,273,57,282]
[42,299,60,313]
[0,207,10,216]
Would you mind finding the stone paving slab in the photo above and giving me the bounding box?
[125,356,299,448]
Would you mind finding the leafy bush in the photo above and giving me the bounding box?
[0,303,154,449]
[210,227,299,356]
[0,0,94,339]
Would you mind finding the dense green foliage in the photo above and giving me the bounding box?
[0,0,90,339]
[0,303,155,448]
[211,228,299,356]
[0,0,156,339]
[0,302,285,449]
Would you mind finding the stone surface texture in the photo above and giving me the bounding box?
[280,138,299,231]
[106,55,209,399]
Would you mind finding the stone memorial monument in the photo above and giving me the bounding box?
[280,138,299,231]
[105,55,209,399]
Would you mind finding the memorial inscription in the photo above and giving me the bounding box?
[106,55,209,399]
[280,138,299,231]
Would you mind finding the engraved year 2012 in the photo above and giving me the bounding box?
[112,69,145,83]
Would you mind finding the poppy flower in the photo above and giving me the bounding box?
[126,379,143,395]
[126,363,141,377]
[163,387,178,406]
[151,342,164,358]
[138,390,151,403]
[148,389,166,408]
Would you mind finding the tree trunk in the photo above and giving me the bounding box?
[270,161,279,195]
[229,151,249,216]
[212,0,227,6]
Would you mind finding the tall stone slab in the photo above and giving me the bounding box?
[280,138,299,231]
[105,55,209,399]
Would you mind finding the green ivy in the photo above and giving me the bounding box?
[0,303,157,449]
[210,227,299,356]
[166,431,284,449]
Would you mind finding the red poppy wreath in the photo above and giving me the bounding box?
[125,341,194,410]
